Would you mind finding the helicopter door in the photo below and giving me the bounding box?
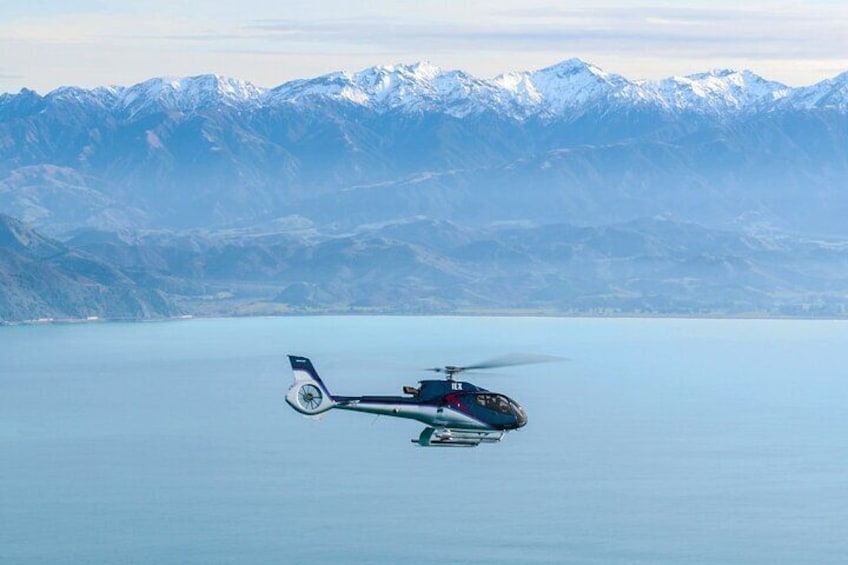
[437,393,466,428]
[436,393,461,427]
[434,405,448,427]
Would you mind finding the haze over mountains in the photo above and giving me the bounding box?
[2,59,848,321]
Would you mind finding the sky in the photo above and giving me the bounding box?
[1,0,847,94]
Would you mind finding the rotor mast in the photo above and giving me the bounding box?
[429,365,464,380]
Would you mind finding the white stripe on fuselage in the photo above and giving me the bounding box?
[334,401,492,431]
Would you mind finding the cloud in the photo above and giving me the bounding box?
[238,11,848,62]
[499,4,848,26]
[2,1,847,92]
[0,63,24,82]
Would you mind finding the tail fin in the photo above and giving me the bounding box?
[285,355,335,416]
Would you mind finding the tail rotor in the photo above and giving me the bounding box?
[286,355,335,416]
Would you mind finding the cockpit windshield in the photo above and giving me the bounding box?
[475,394,514,415]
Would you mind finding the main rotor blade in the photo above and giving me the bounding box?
[423,354,567,375]
[460,353,567,371]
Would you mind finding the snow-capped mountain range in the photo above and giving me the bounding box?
[2,58,848,237]
[9,58,848,119]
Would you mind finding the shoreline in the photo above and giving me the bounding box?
[4,310,848,326]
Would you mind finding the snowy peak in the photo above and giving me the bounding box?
[116,74,264,117]
[533,58,652,111]
[492,71,542,108]
[268,61,504,116]
[0,88,47,119]
[646,69,789,112]
[45,85,125,109]
[267,71,362,105]
[349,61,445,108]
[494,58,659,116]
[531,58,621,85]
[267,62,444,108]
[191,74,265,102]
[354,61,443,88]
[782,71,848,110]
[431,69,507,116]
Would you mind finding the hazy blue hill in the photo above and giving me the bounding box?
[0,210,67,258]
[294,123,848,233]
[0,214,180,322]
[5,195,848,321]
[50,218,848,318]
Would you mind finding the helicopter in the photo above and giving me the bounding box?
[285,354,556,447]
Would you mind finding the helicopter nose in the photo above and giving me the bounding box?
[516,412,528,428]
[510,401,528,428]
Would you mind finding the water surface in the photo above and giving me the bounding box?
[2,317,847,564]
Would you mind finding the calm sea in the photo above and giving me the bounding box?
[2,316,847,564]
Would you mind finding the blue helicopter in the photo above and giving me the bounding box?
[285,354,555,447]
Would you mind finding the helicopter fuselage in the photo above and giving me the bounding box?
[333,379,527,432]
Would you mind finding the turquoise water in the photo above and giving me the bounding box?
[2,316,847,564]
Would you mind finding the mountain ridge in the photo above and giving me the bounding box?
[4,59,847,118]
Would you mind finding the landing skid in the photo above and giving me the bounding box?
[414,427,506,447]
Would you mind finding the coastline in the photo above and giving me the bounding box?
[4,309,848,327]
